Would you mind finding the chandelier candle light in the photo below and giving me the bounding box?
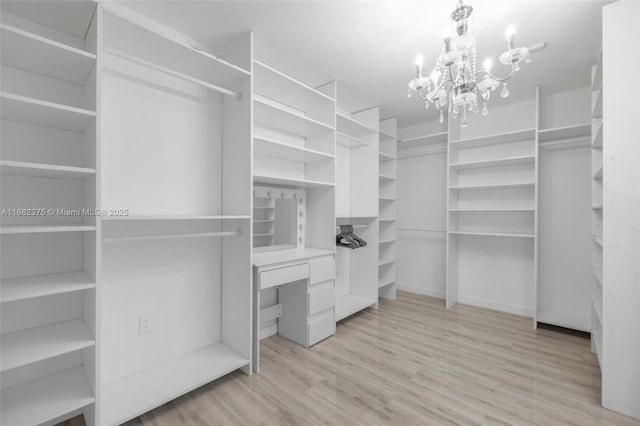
[407,0,531,127]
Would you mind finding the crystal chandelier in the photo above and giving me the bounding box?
[407,0,531,127]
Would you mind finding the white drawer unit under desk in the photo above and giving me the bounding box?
[252,248,336,373]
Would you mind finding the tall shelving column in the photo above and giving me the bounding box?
[446,110,538,319]
[590,47,603,366]
[97,4,253,424]
[378,118,397,300]
[0,2,99,425]
[335,106,379,321]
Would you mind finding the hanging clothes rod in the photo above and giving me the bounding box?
[336,224,369,230]
[103,229,241,243]
[102,47,238,97]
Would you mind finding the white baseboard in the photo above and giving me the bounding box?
[457,294,533,317]
[397,282,445,299]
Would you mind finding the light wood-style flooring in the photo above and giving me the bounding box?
[65,292,640,425]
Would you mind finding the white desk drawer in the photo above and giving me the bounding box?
[308,309,335,346]
[309,256,334,285]
[260,263,309,290]
[308,280,334,316]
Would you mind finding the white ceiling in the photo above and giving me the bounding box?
[121,0,609,127]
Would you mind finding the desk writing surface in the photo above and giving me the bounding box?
[252,247,335,268]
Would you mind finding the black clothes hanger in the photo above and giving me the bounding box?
[336,225,367,249]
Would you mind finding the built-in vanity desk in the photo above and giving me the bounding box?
[252,248,336,372]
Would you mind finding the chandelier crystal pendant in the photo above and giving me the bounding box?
[407,0,531,127]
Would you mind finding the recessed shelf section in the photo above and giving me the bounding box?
[0,92,96,133]
[337,112,376,139]
[449,182,535,191]
[0,225,96,234]
[449,155,535,170]
[253,60,334,111]
[379,196,396,201]
[593,166,603,180]
[0,160,95,179]
[449,230,535,238]
[450,128,536,149]
[0,24,97,85]
[379,129,395,142]
[1,319,94,372]
[253,173,334,188]
[592,87,603,118]
[337,132,368,148]
[101,342,248,426]
[378,277,395,288]
[0,366,94,426]
[1,271,95,303]
[254,136,333,163]
[103,5,249,91]
[335,294,376,322]
[378,259,395,267]
[379,174,395,182]
[593,235,603,247]
[254,98,334,138]
[379,152,395,162]
[538,123,591,143]
[592,48,603,92]
[399,132,447,149]
[592,121,603,149]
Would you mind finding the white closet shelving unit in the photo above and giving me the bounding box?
[378,118,398,300]
[590,47,604,367]
[335,105,379,321]
[0,2,98,425]
[97,4,253,424]
[446,90,539,322]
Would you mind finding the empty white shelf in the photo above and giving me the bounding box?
[335,294,376,322]
[593,235,603,247]
[253,60,334,112]
[379,217,396,222]
[254,98,334,138]
[538,123,591,143]
[450,128,536,149]
[101,342,248,426]
[592,203,603,210]
[592,48,603,92]
[253,233,274,237]
[379,174,395,182]
[253,206,275,210]
[379,239,396,244]
[1,92,96,133]
[0,225,96,234]
[1,271,95,303]
[1,319,94,372]
[378,277,395,288]
[592,87,603,118]
[449,182,535,191]
[378,259,395,267]
[379,152,395,162]
[449,208,535,212]
[593,166,603,180]
[336,113,376,139]
[399,132,447,149]
[0,160,95,179]
[379,196,396,201]
[253,173,334,188]
[337,131,368,148]
[449,155,535,170]
[592,122,603,149]
[449,230,535,238]
[254,219,274,223]
[254,136,333,163]
[1,367,94,426]
[0,24,96,85]
[379,129,395,142]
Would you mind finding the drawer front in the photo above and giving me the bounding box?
[308,280,335,316]
[308,309,335,346]
[260,263,309,290]
[309,256,335,285]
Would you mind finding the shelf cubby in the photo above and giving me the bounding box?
[254,136,334,163]
[0,271,95,303]
[398,131,447,150]
[254,97,334,138]
[0,160,96,179]
[253,173,334,188]
[450,155,535,170]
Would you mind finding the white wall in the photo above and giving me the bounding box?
[397,87,593,324]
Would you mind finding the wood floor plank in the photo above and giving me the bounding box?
[64,291,639,426]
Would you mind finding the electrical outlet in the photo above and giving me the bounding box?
[139,316,152,335]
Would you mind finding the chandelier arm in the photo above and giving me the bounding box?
[473,63,516,83]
